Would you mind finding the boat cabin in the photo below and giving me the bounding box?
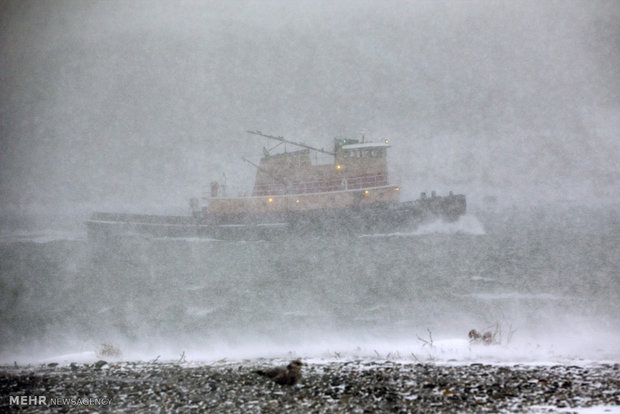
[205,135,400,216]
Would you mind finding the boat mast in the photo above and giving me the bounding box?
[247,130,336,156]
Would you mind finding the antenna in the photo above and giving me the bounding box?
[241,157,289,188]
[247,130,335,156]
[358,129,367,144]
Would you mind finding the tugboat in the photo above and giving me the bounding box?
[86,131,466,241]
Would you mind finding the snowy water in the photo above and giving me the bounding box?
[0,207,618,365]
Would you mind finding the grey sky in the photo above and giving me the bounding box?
[1,0,618,214]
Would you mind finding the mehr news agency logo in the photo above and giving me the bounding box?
[9,394,111,407]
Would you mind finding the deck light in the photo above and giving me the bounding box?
[395,187,400,191]
[296,199,300,203]
[384,139,390,144]
[364,190,369,195]
[268,198,273,203]
[336,164,342,170]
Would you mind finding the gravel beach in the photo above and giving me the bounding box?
[1,360,619,413]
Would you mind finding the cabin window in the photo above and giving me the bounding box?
[343,148,388,158]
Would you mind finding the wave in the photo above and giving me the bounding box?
[460,292,569,301]
[470,276,498,282]
[412,214,486,235]
[185,307,218,317]
[361,214,486,238]
[153,236,222,242]
[18,332,619,367]
[0,229,85,244]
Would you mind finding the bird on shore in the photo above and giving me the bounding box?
[469,329,494,345]
[254,360,304,385]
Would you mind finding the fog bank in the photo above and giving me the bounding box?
[1,0,618,216]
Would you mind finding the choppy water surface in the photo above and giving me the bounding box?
[1,207,618,364]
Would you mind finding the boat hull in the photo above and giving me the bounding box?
[86,194,465,241]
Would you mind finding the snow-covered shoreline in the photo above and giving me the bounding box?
[2,359,618,412]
